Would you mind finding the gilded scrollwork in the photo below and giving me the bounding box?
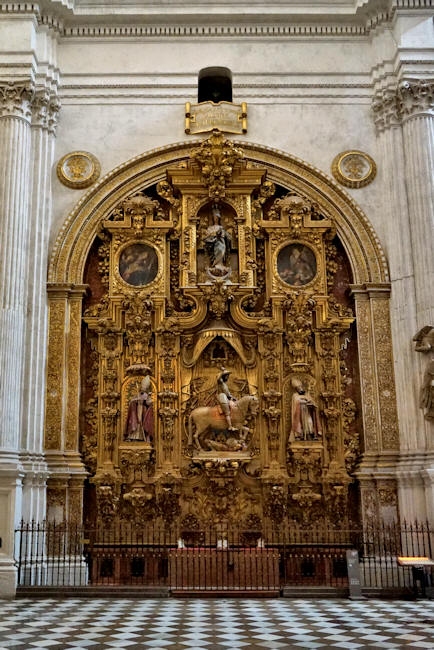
[371,297,399,450]
[264,483,287,524]
[199,280,235,319]
[191,129,244,200]
[45,132,397,531]
[45,298,66,450]
[123,486,156,525]
[283,292,315,365]
[123,293,154,368]
[342,397,360,475]
[92,472,122,525]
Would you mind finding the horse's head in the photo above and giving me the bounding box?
[248,394,259,415]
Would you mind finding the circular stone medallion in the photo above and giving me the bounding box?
[331,150,376,188]
[57,151,101,189]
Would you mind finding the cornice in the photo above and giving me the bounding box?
[0,0,432,38]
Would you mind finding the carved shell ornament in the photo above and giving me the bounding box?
[331,150,377,188]
[57,151,101,189]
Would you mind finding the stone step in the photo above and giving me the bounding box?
[16,586,170,598]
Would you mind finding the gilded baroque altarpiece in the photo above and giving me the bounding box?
[46,133,399,534]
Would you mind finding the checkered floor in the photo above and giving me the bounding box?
[1,598,434,649]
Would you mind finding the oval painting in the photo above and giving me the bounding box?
[119,243,158,287]
[277,244,317,286]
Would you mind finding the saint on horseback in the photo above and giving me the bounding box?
[187,367,258,452]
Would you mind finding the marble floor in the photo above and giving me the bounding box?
[1,597,434,649]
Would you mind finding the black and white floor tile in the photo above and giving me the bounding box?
[1,598,434,649]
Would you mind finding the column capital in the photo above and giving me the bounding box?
[0,81,35,121]
[372,79,434,132]
[31,89,61,134]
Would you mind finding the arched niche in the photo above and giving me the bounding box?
[46,137,398,530]
[49,140,387,286]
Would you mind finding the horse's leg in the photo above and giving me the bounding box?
[187,415,193,446]
[193,420,203,450]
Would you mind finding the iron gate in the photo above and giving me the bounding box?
[15,520,434,595]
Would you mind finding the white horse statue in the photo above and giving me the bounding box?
[188,394,259,451]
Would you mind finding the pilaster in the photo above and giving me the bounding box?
[0,80,33,597]
[20,88,61,524]
[45,285,88,522]
[352,284,400,524]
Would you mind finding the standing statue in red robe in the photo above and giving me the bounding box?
[290,378,321,441]
[125,369,154,443]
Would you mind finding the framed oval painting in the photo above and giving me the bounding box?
[119,243,158,287]
[277,244,317,287]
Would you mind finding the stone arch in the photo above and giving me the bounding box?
[48,140,388,285]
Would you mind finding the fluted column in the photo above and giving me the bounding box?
[0,81,34,596]
[372,87,422,451]
[398,80,434,328]
[372,79,434,522]
[20,88,60,523]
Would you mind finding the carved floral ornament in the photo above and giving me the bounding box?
[372,79,434,132]
[0,81,60,130]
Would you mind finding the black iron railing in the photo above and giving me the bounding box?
[14,520,434,594]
